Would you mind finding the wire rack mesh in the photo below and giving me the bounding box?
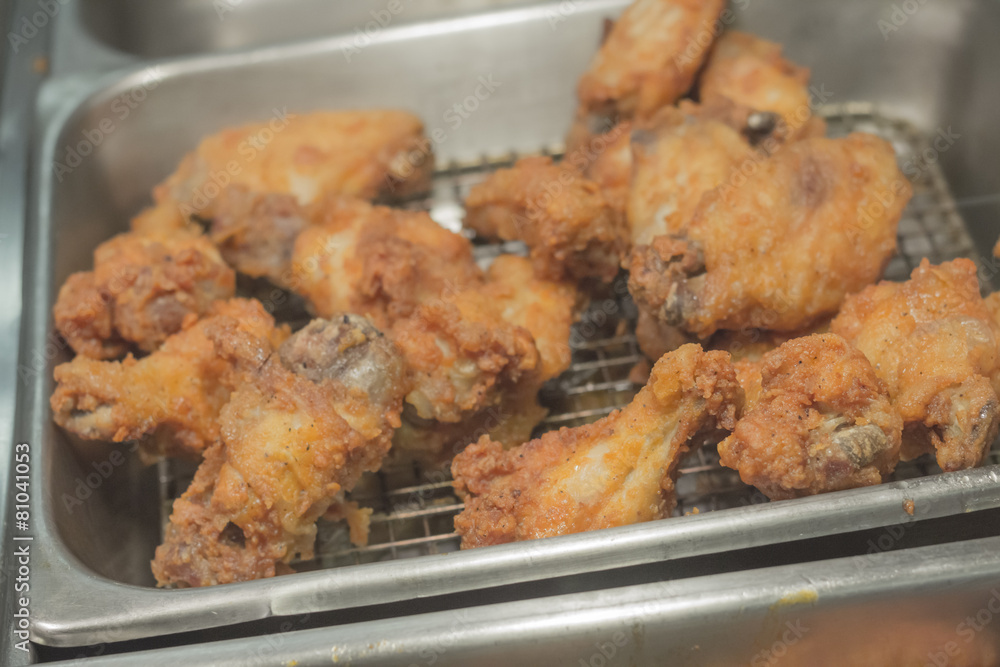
[160,103,1000,573]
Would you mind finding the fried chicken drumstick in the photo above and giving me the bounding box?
[153,314,408,587]
[51,299,285,459]
[719,334,902,500]
[831,258,1000,472]
[54,228,235,359]
[452,344,741,548]
[628,132,911,353]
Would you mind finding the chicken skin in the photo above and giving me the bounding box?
[699,31,825,144]
[628,133,910,349]
[627,103,756,246]
[53,228,235,359]
[452,344,741,548]
[291,196,483,329]
[291,198,578,458]
[392,255,578,464]
[152,315,408,587]
[719,334,902,500]
[51,299,285,459]
[463,156,625,283]
[154,110,433,218]
[566,120,634,220]
[576,0,726,122]
[831,259,1000,472]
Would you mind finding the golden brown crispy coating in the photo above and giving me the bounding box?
[707,319,832,366]
[452,344,741,548]
[291,197,483,329]
[391,256,579,464]
[831,259,1000,471]
[627,103,755,246]
[576,0,726,121]
[718,334,902,500]
[700,31,824,143]
[568,120,634,219]
[198,185,312,286]
[463,156,625,283]
[53,228,235,359]
[389,292,540,423]
[628,133,910,344]
[51,299,284,459]
[292,200,577,451]
[153,315,407,587]
[154,110,432,217]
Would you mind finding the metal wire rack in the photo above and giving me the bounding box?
[161,104,1000,574]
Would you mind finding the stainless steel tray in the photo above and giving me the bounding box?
[38,535,1000,666]
[17,0,1000,649]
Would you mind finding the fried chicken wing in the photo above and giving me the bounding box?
[291,199,577,455]
[576,0,726,121]
[831,259,1000,471]
[718,334,902,499]
[392,255,579,464]
[53,228,235,359]
[628,133,910,347]
[197,186,312,286]
[707,318,832,365]
[566,119,634,219]
[627,103,756,246]
[699,31,825,143]
[389,292,540,423]
[152,315,408,587]
[463,156,625,283]
[452,344,741,548]
[51,299,284,459]
[155,110,433,219]
[291,196,483,328]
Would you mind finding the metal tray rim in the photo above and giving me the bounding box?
[22,0,1000,647]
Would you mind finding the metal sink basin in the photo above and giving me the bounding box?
[77,0,535,58]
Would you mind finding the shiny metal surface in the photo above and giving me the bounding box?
[78,0,538,58]
[41,536,1000,665]
[8,0,1000,655]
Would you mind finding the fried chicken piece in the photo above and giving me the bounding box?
[53,228,236,359]
[452,344,741,548]
[831,259,1000,472]
[707,318,832,365]
[699,31,825,143]
[392,255,579,464]
[292,198,578,459]
[463,156,625,283]
[152,315,408,587]
[576,0,726,122]
[627,103,756,246]
[155,110,433,219]
[291,196,483,329]
[195,186,312,286]
[718,334,902,500]
[628,133,910,345]
[389,291,540,423]
[566,119,634,219]
[51,299,285,459]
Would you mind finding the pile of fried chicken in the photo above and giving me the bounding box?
[49,0,1000,586]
